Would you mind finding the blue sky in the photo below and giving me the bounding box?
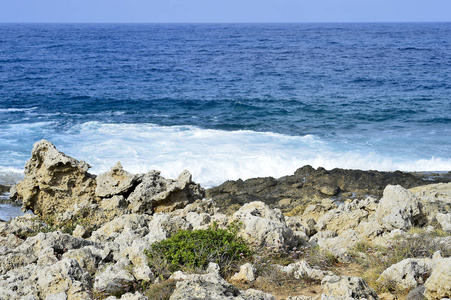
[1,0,450,23]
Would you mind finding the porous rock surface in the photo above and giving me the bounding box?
[10,140,205,231]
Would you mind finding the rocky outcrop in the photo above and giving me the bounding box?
[10,140,205,232]
[206,165,436,214]
[230,201,297,250]
[321,275,379,300]
[409,182,451,223]
[423,257,451,300]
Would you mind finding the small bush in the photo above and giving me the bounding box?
[145,279,177,300]
[145,221,251,277]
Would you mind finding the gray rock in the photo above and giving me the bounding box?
[94,258,135,296]
[424,257,451,300]
[436,212,451,233]
[406,285,426,300]
[95,161,138,198]
[380,258,433,290]
[375,185,423,231]
[230,201,295,250]
[321,275,379,300]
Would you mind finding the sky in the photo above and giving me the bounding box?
[1,0,450,23]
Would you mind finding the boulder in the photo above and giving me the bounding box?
[316,229,360,262]
[230,201,295,250]
[380,258,433,290]
[435,212,451,232]
[409,182,451,223]
[230,263,256,282]
[94,258,135,296]
[424,257,451,300]
[277,260,333,280]
[375,185,424,231]
[127,170,204,214]
[10,139,96,218]
[95,162,138,198]
[321,275,379,300]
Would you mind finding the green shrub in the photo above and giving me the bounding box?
[145,222,251,276]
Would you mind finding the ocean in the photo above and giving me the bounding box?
[1,23,450,191]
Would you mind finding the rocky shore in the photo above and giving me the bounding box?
[0,140,450,300]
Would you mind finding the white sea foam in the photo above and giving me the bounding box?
[41,122,449,187]
[1,121,450,187]
[0,107,38,113]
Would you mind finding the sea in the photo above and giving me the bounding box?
[1,23,450,206]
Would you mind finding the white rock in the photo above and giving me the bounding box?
[424,257,451,300]
[231,263,256,282]
[321,275,378,300]
[436,213,451,233]
[380,258,433,289]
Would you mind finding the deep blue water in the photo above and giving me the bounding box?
[0,23,450,187]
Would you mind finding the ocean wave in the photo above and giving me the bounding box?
[0,107,38,113]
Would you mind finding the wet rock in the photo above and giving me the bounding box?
[207,165,432,213]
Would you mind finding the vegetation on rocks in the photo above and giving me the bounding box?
[145,221,252,277]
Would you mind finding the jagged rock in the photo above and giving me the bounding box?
[94,258,135,296]
[379,293,398,300]
[277,260,333,280]
[230,201,296,250]
[206,165,431,214]
[169,270,241,300]
[36,258,92,299]
[127,170,204,214]
[321,275,379,300]
[316,229,360,262]
[315,203,370,234]
[10,139,97,217]
[62,247,101,275]
[424,257,451,300]
[186,212,211,228]
[375,185,424,231]
[436,212,451,232]
[10,140,205,232]
[89,214,152,243]
[95,162,138,198]
[406,285,425,300]
[105,292,149,300]
[409,183,451,223]
[231,263,256,282]
[240,289,275,300]
[380,258,433,290]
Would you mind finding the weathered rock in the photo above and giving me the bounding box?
[206,165,433,214]
[94,258,135,296]
[375,185,424,231]
[95,162,138,198]
[277,260,333,280]
[423,257,451,300]
[36,258,92,299]
[169,270,241,300]
[127,170,204,214]
[240,289,275,300]
[406,285,425,300]
[11,140,97,217]
[380,258,433,290]
[10,140,205,232]
[316,229,360,262]
[321,275,379,300]
[436,212,451,232]
[409,183,451,223]
[231,263,256,282]
[105,292,149,300]
[230,201,296,250]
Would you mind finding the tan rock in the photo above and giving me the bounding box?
[230,263,256,282]
[424,257,451,300]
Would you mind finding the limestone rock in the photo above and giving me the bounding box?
[409,182,451,223]
[230,201,295,250]
[436,212,451,232]
[169,271,241,300]
[316,229,360,262]
[36,258,92,299]
[11,139,96,217]
[380,258,433,290]
[231,263,256,282]
[127,170,204,214]
[94,258,135,296]
[375,185,423,231]
[95,162,138,198]
[105,292,149,300]
[424,257,451,300]
[321,275,379,300]
[277,260,333,280]
[241,289,276,300]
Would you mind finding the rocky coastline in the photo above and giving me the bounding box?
[0,140,450,300]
